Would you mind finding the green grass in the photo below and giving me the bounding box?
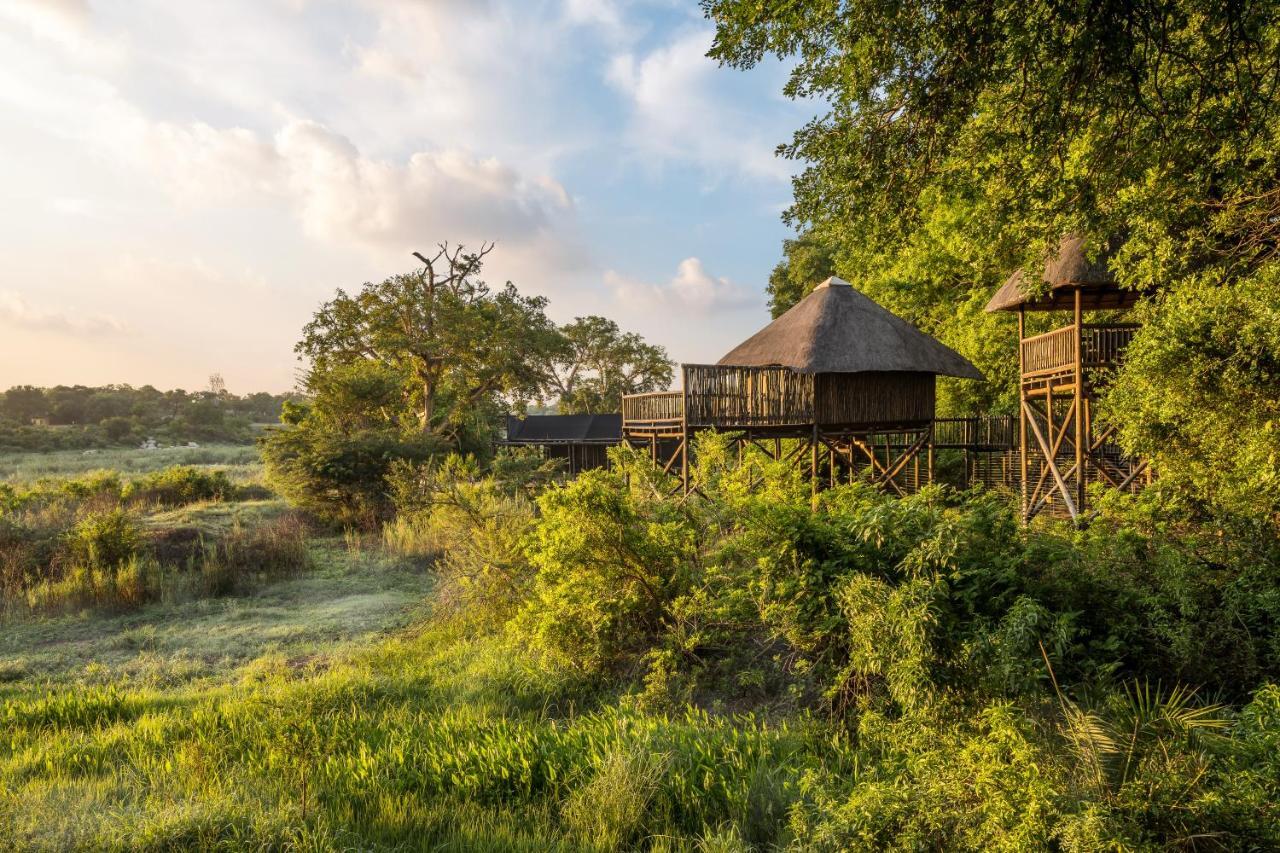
[0,534,815,851]
[0,536,433,689]
[0,443,261,483]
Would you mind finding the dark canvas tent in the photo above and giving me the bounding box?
[500,414,621,473]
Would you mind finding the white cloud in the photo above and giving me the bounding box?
[110,115,574,255]
[563,0,627,39]
[607,28,792,182]
[607,257,756,312]
[143,122,283,201]
[0,291,126,336]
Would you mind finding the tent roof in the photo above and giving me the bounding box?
[718,277,983,380]
[503,414,622,443]
[985,235,1137,312]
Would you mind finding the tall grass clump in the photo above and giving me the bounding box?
[385,451,556,625]
[194,511,311,597]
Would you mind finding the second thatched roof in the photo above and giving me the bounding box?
[985,235,1138,312]
[718,277,983,380]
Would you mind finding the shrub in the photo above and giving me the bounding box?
[261,417,444,527]
[66,508,139,570]
[123,466,232,507]
[517,459,699,675]
[385,454,543,625]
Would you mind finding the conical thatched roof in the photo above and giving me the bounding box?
[985,235,1136,312]
[718,277,983,379]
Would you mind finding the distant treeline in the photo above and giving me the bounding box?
[0,385,297,451]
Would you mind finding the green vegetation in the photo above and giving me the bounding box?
[0,443,261,483]
[6,3,1280,848]
[3,442,1279,849]
[703,0,1280,521]
[0,385,294,451]
[262,242,672,525]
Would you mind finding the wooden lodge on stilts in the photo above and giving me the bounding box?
[501,242,1149,520]
[984,236,1149,522]
[621,276,984,496]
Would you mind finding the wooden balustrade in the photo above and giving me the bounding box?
[1081,323,1138,369]
[1020,325,1077,377]
[682,364,815,427]
[1021,323,1138,379]
[622,391,684,426]
[932,415,1016,450]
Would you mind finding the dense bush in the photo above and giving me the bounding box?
[384,451,555,625]
[0,384,293,450]
[370,431,1280,848]
[122,465,232,506]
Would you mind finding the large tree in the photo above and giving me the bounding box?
[542,316,674,414]
[297,243,562,442]
[704,0,1280,520]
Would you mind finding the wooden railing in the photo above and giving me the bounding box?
[1082,323,1138,369]
[1021,323,1139,378]
[622,391,684,425]
[683,364,815,427]
[932,415,1016,450]
[1021,325,1077,377]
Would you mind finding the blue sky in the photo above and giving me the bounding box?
[0,0,812,392]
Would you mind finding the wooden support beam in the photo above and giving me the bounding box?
[1022,398,1079,520]
[1018,307,1028,518]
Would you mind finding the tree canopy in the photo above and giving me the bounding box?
[298,243,562,444]
[704,0,1280,523]
[541,316,673,414]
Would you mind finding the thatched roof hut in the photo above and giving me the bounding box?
[720,276,982,379]
[985,235,1137,313]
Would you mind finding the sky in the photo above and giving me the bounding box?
[0,0,812,394]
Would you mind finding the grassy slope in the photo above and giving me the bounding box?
[0,535,433,689]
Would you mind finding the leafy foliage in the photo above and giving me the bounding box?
[703,0,1280,502]
[540,315,674,414]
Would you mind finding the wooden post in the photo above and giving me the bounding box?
[1017,307,1028,520]
[681,417,690,496]
[811,424,820,502]
[1073,287,1086,516]
[1018,308,1029,514]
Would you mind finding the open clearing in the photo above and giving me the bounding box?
[0,537,433,690]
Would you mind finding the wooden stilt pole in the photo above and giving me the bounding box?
[1073,288,1085,518]
[811,424,819,503]
[1018,307,1028,520]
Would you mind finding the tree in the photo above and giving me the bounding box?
[704,0,1280,505]
[542,316,673,414]
[297,243,562,442]
[767,233,837,318]
[1,386,47,423]
[704,1,1280,284]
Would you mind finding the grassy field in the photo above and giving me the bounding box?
[3,447,1277,850]
[0,539,801,851]
[0,530,433,689]
[0,443,261,483]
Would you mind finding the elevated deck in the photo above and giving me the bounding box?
[622,364,936,440]
[1020,323,1138,393]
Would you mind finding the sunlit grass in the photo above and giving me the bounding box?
[0,443,261,483]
